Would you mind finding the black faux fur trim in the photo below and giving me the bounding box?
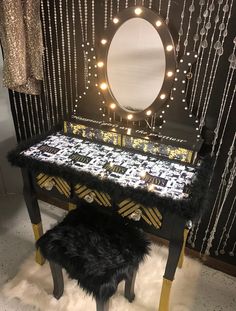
[37,201,150,301]
[8,130,213,221]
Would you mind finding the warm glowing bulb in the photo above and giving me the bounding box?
[167,71,173,77]
[134,8,142,15]
[113,17,119,24]
[97,61,104,68]
[156,20,162,27]
[166,45,173,51]
[101,39,107,45]
[146,110,152,116]
[100,83,108,90]
[160,94,166,99]
[110,103,116,109]
[127,114,133,120]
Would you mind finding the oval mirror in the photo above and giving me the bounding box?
[98,7,176,120]
[107,18,165,113]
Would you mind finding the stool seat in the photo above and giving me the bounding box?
[37,202,150,304]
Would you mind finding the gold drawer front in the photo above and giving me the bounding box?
[74,184,112,207]
[35,173,71,198]
[118,199,162,230]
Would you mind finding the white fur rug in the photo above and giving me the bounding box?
[2,244,236,311]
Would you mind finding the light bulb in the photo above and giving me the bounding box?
[167,71,173,77]
[146,110,152,116]
[160,94,166,99]
[127,114,133,120]
[135,8,142,15]
[113,17,119,24]
[97,61,104,68]
[166,45,173,51]
[156,20,162,27]
[110,103,116,109]
[101,39,107,45]
[100,83,108,90]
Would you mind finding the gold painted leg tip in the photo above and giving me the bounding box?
[158,278,172,311]
[35,250,45,265]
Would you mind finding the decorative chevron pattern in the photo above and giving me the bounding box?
[118,199,162,229]
[74,184,112,207]
[36,173,71,198]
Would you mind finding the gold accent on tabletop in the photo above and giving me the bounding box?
[178,228,189,269]
[158,278,172,311]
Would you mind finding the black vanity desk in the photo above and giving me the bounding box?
[9,122,210,311]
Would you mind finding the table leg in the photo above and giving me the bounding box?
[178,229,189,269]
[21,169,45,265]
[158,218,186,311]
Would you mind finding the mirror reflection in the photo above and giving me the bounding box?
[107,18,166,113]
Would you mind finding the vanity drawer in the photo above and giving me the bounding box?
[74,183,112,207]
[33,173,71,200]
[117,199,162,230]
[74,183,162,230]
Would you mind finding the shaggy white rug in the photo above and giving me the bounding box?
[2,244,236,311]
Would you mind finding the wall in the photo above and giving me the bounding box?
[0,50,22,195]
[6,0,236,267]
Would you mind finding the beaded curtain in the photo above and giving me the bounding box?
[8,0,236,267]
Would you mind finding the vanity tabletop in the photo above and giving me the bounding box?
[8,131,211,221]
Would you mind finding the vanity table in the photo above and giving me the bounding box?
[9,5,211,311]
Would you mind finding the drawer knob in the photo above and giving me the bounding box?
[84,194,94,203]
[43,180,55,191]
[129,209,142,221]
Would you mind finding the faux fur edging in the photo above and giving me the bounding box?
[7,130,213,221]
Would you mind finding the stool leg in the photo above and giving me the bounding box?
[49,261,64,299]
[124,269,137,302]
[178,229,189,269]
[96,298,109,311]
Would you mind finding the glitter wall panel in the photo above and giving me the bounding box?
[7,0,236,268]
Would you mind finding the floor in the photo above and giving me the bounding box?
[0,195,236,311]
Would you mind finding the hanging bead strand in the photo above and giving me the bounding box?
[165,0,172,25]
[46,0,60,123]
[53,0,64,119]
[72,0,79,105]
[41,0,55,126]
[176,0,187,58]
[217,195,236,255]
[59,0,69,115]
[204,132,236,256]
[199,0,234,129]
[211,45,236,157]
[65,0,74,112]
[189,0,210,111]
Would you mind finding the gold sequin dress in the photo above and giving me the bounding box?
[0,0,43,95]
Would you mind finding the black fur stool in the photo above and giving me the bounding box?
[37,202,150,311]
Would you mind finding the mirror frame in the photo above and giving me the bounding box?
[97,6,176,121]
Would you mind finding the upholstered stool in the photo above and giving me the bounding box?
[37,202,150,311]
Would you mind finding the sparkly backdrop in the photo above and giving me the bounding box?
[8,0,236,268]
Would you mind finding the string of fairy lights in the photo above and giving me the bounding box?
[9,0,236,260]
